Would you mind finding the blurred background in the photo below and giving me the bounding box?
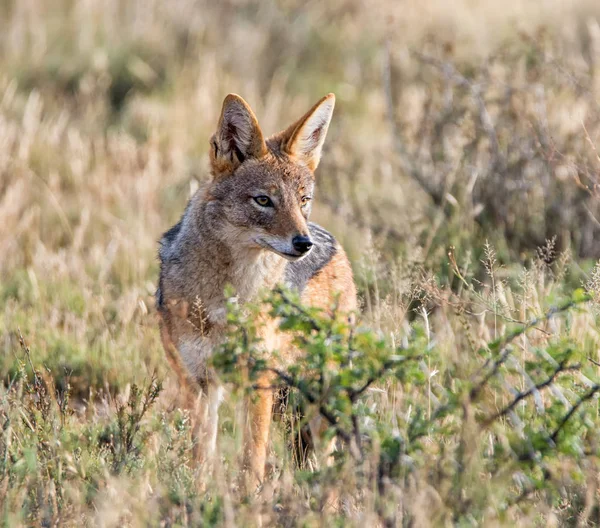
[4,1,600,524]
[2,0,600,392]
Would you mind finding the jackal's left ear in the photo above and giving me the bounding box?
[210,94,267,176]
[279,93,335,172]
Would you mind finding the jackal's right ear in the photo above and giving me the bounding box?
[210,94,267,176]
[275,93,335,172]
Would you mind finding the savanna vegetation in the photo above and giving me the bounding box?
[3,0,600,525]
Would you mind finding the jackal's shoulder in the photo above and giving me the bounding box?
[156,203,190,310]
[284,223,337,294]
[159,220,182,261]
[158,198,194,266]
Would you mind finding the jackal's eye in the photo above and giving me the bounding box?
[301,196,312,207]
[254,195,273,207]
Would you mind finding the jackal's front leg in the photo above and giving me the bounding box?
[243,374,274,491]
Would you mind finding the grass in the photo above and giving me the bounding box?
[3,0,600,525]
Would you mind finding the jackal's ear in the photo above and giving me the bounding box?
[277,93,335,172]
[210,94,267,176]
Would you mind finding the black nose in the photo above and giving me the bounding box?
[292,235,313,254]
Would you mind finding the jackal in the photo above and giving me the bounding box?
[156,93,357,487]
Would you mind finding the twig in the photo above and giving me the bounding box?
[588,357,600,368]
[412,51,504,173]
[482,359,578,426]
[470,348,512,401]
[265,366,352,446]
[17,328,41,389]
[550,384,600,443]
[349,354,425,401]
[470,295,591,400]
[272,286,322,333]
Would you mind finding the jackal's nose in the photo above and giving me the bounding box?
[292,235,313,254]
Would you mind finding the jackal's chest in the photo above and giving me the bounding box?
[226,249,286,302]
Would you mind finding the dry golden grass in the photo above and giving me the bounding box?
[3,0,600,526]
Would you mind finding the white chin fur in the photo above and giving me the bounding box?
[254,237,311,261]
[277,251,306,262]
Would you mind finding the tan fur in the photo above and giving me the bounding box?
[157,93,357,490]
[303,247,357,313]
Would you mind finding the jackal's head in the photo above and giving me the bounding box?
[206,93,335,261]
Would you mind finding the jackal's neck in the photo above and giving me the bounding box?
[191,199,287,303]
[226,243,286,301]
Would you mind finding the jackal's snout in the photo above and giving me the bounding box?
[292,235,313,255]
